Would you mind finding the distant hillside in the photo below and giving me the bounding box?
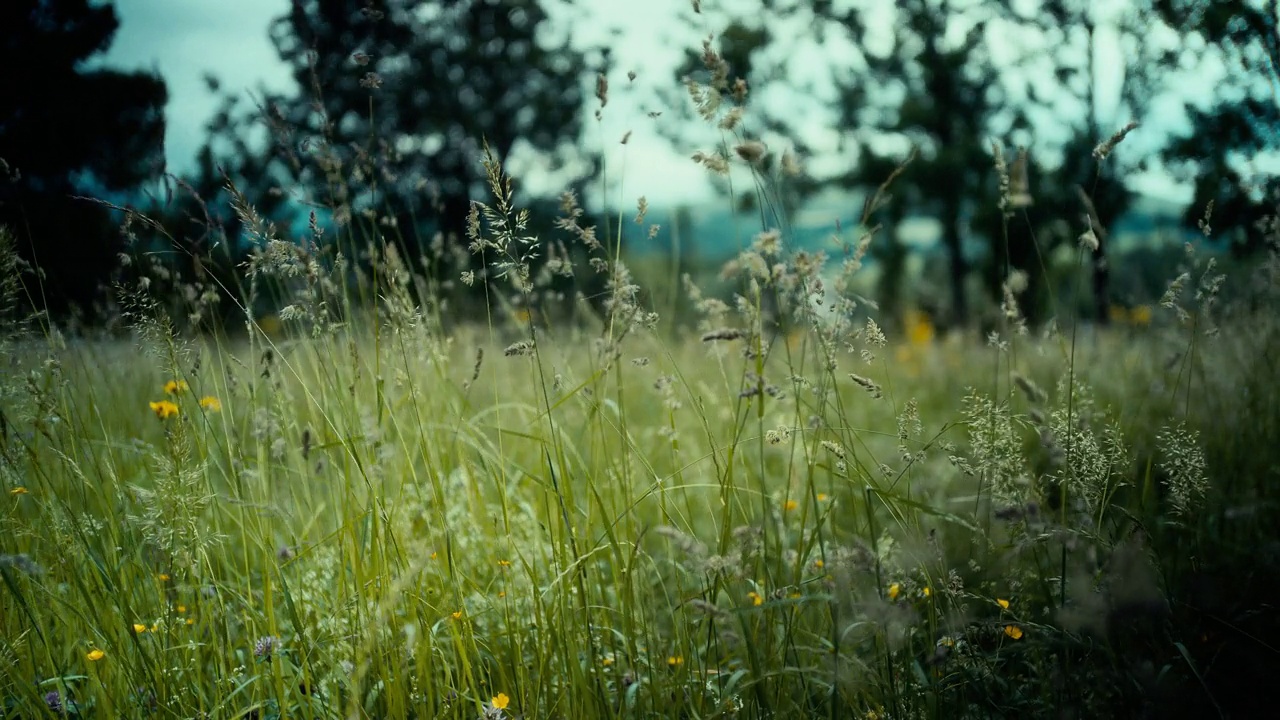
[634,191,1192,260]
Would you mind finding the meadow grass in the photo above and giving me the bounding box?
[4,212,1278,719]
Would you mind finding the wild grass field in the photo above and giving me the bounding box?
[4,6,1280,718]
[4,174,1280,719]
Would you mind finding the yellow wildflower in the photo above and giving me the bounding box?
[491,693,510,710]
[814,559,824,569]
[497,559,511,567]
[163,380,189,395]
[667,655,684,667]
[904,309,936,346]
[451,610,463,620]
[748,591,763,607]
[198,396,222,412]
[149,400,179,420]
[997,598,1010,609]
[86,649,105,662]
[132,624,147,633]
[601,655,614,667]
[176,605,186,614]
[922,586,932,598]
[157,573,170,581]
[1004,625,1023,640]
[783,499,798,512]
[10,486,28,495]
[887,583,901,600]
[816,493,829,502]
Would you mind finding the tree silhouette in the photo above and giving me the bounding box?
[0,0,167,320]
[835,0,1005,326]
[1150,0,1279,253]
[221,0,593,259]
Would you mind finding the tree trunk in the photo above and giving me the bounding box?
[942,201,969,325]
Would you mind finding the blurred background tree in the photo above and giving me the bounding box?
[209,0,596,259]
[1151,0,1280,255]
[0,0,167,321]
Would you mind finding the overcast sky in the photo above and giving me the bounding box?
[99,0,1233,208]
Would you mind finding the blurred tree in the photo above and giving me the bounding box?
[977,0,1168,325]
[667,0,1004,326]
[0,0,167,320]
[218,0,593,257]
[831,0,1005,326]
[1150,0,1280,254]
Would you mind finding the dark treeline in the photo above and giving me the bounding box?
[1,0,1276,330]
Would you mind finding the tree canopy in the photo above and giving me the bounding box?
[0,0,167,319]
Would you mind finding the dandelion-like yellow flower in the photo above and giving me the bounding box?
[601,655,614,667]
[904,309,936,346]
[451,610,463,620]
[667,655,684,667]
[163,380,189,395]
[888,583,901,600]
[10,486,28,495]
[783,499,798,512]
[149,400,179,420]
[816,493,829,502]
[497,559,511,567]
[199,396,222,412]
[997,598,1010,609]
[814,559,824,569]
[132,623,147,633]
[158,573,170,581]
[491,693,510,710]
[86,649,105,662]
[185,618,194,625]
[922,586,932,598]
[748,591,763,606]
[1004,625,1024,640]
[176,605,186,614]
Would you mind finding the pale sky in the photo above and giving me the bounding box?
[100,0,1241,209]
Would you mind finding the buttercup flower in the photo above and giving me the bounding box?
[1004,625,1024,640]
[888,583,901,600]
[491,693,510,710]
[149,400,179,420]
[199,396,222,412]
[748,591,763,606]
[86,649,105,662]
[163,380,188,395]
[997,598,1010,609]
